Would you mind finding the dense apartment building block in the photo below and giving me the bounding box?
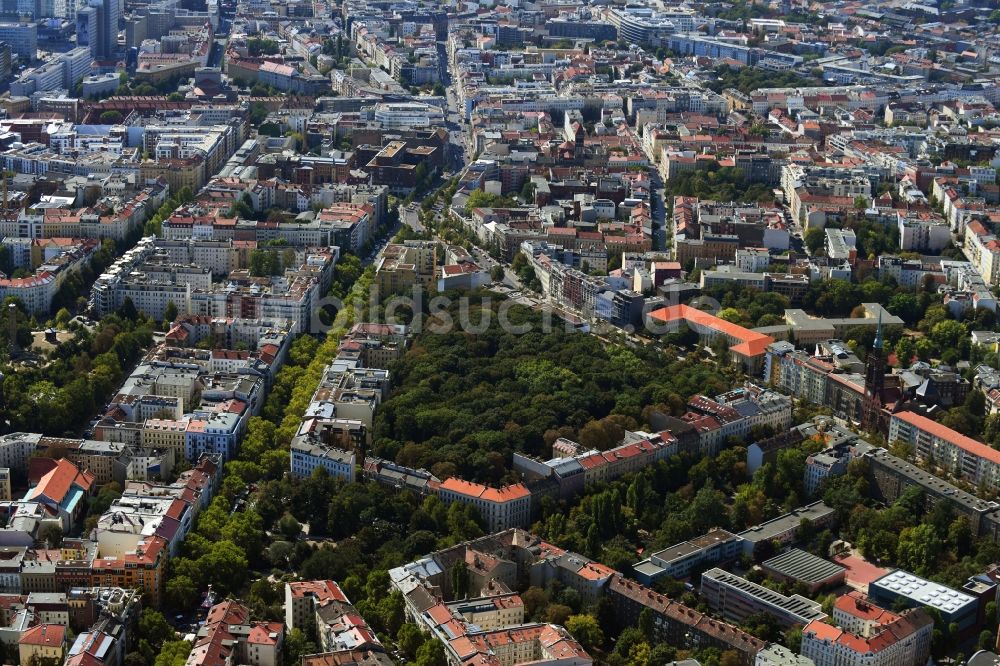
[607,575,764,664]
[289,419,363,482]
[89,536,167,608]
[862,445,1000,539]
[888,410,1000,494]
[801,592,933,666]
[374,241,437,300]
[285,580,349,630]
[187,600,284,666]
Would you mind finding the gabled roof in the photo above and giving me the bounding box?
[20,624,66,647]
[26,459,94,506]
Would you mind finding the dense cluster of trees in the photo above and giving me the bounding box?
[663,165,773,203]
[511,253,542,291]
[705,64,817,94]
[822,462,1000,657]
[705,283,790,328]
[246,38,280,56]
[249,241,298,277]
[116,71,190,98]
[464,190,517,215]
[123,609,191,666]
[0,311,154,435]
[143,187,194,236]
[373,296,736,482]
[805,219,899,260]
[329,254,363,299]
[249,103,270,126]
[534,432,828,573]
[321,35,352,70]
[47,238,119,314]
[227,193,257,220]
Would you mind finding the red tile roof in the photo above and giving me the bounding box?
[893,410,1000,466]
[287,580,348,603]
[248,622,283,646]
[20,624,66,647]
[27,459,94,505]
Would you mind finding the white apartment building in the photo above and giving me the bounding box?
[888,410,1000,493]
[437,478,531,532]
[897,214,951,252]
[964,220,1000,285]
[0,433,40,474]
[756,645,814,666]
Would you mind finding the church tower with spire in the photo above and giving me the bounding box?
[861,312,886,434]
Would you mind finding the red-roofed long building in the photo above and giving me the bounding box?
[647,305,774,373]
[889,410,1000,493]
[19,624,67,665]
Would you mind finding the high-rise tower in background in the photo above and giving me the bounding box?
[76,0,117,59]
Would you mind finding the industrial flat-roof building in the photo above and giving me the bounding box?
[761,548,846,594]
[701,567,827,629]
[868,570,978,632]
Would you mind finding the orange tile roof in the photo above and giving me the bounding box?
[450,636,477,660]
[426,604,453,626]
[27,459,93,504]
[248,622,283,646]
[576,561,615,581]
[893,410,1000,466]
[648,305,774,358]
[439,478,530,502]
[803,619,842,642]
